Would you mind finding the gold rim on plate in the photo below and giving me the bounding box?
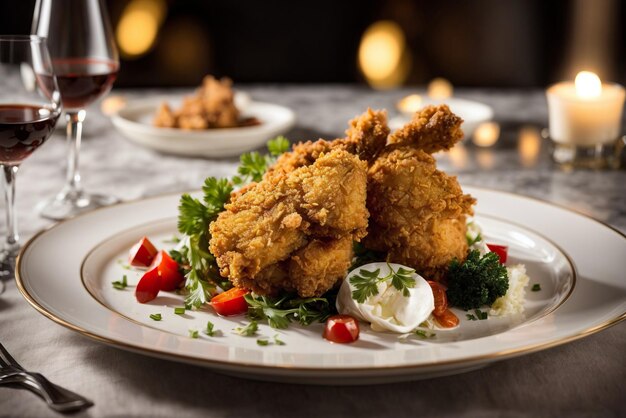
[14,187,626,374]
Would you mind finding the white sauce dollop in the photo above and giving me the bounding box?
[336,263,435,333]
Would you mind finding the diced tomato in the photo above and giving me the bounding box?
[210,287,249,316]
[486,244,508,264]
[150,250,184,291]
[128,236,158,267]
[428,281,448,316]
[135,267,161,303]
[323,315,360,343]
[434,309,460,328]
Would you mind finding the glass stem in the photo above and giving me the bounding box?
[2,165,19,255]
[64,110,87,195]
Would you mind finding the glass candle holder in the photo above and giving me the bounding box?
[546,72,625,169]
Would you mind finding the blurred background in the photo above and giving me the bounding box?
[1,0,624,88]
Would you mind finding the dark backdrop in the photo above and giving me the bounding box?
[2,0,624,88]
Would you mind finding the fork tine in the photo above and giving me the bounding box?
[0,343,24,370]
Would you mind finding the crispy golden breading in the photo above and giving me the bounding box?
[266,108,389,178]
[288,235,354,297]
[364,105,475,280]
[365,146,475,280]
[210,104,475,293]
[387,104,463,153]
[209,150,368,297]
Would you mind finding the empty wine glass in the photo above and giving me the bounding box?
[32,0,119,220]
[0,35,62,277]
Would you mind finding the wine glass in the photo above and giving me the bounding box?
[32,0,119,220]
[0,35,62,278]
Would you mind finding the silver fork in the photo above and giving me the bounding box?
[0,342,93,413]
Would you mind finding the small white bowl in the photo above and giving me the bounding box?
[391,97,494,139]
[111,94,295,158]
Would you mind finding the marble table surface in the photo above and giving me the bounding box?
[0,86,624,417]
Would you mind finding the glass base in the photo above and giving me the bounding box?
[550,138,624,170]
[38,188,119,221]
[0,246,18,284]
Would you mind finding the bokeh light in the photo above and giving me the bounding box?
[427,78,453,99]
[358,20,410,89]
[116,0,167,58]
[518,125,542,167]
[447,143,469,169]
[397,94,422,114]
[473,122,500,147]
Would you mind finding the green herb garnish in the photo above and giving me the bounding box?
[414,330,436,339]
[256,334,286,346]
[446,250,509,310]
[112,275,128,290]
[467,233,482,247]
[174,307,186,315]
[174,138,289,309]
[350,263,416,303]
[162,236,181,244]
[474,309,488,320]
[205,321,216,336]
[149,313,162,321]
[189,329,199,338]
[232,136,290,186]
[245,293,335,329]
[531,283,541,292]
[466,314,477,321]
[234,320,258,336]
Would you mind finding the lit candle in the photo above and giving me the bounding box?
[546,71,625,146]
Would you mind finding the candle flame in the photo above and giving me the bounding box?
[574,71,602,98]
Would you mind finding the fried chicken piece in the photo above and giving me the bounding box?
[198,76,239,128]
[266,108,389,179]
[288,235,354,297]
[153,75,240,129]
[365,105,475,280]
[388,104,464,153]
[153,103,177,128]
[209,149,368,297]
[365,146,475,280]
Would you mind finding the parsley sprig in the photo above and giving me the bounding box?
[173,137,291,309]
[232,136,290,185]
[349,263,416,303]
[257,334,286,346]
[112,275,128,290]
[245,293,336,329]
[467,309,488,321]
[234,320,259,336]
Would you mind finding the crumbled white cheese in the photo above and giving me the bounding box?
[489,264,529,316]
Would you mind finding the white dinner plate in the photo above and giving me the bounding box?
[16,187,626,384]
[111,94,296,158]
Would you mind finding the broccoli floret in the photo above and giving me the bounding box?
[446,250,509,310]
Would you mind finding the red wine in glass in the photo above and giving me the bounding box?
[33,0,120,220]
[0,104,59,165]
[0,35,62,277]
[51,58,118,110]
